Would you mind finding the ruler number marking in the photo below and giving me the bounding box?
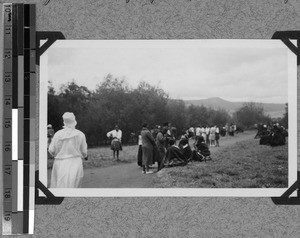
[4,119,12,129]
[4,213,11,222]
[5,97,11,106]
[5,6,12,13]
[4,189,11,199]
[4,143,12,152]
[4,166,12,175]
[4,50,12,59]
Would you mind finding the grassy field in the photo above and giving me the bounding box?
[153,132,288,188]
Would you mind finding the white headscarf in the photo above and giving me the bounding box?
[62,112,77,129]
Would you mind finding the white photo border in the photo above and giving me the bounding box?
[39,39,297,197]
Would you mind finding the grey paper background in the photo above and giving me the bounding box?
[1,0,300,237]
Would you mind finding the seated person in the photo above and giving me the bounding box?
[163,139,188,167]
[178,134,193,161]
[192,136,211,161]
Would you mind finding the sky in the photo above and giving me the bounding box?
[44,40,292,104]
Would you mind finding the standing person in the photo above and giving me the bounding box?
[137,132,142,167]
[195,126,201,140]
[163,122,172,149]
[48,112,87,188]
[156,126,167,171]
[225,124,229,136]
[201,126,206,141]
[209,126,216,147]
[107,125,122,161]
[229,124,234,136]
[141,123,156,174]
[205,125,210,144]
[215,125,220,147]
[47,124,55,148]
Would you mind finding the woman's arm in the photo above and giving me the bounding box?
[80,134,88,159]
[147,131,156,146]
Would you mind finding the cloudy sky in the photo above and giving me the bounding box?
[45,40,292,104]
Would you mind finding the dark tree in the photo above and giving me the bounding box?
[48,81,62,132]
[234,102,271,129]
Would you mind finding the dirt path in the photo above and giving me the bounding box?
[82,162,157,188]
[82,131,257,188]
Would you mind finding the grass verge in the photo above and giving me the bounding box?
[153,134,288,188]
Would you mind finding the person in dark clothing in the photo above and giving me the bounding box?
[178,134,193,161]
[141,123,156,174]
[156,126,167,171]
[137,132,142,167]
[260,124,286,147]
[193,136,211,161]
[162,139,188,168]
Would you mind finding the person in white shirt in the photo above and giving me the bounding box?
[195,126,201,139]
[107,125,122,160]
[201,127,206,140]
[49,112,87,188]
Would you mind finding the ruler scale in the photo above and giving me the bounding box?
[11,3,22,234]
[2,3,13,235]
[23,4,36,234]
[11,3,18,234]
[2,3,35,235]
[23,5,30,234]
[28,5,36,234]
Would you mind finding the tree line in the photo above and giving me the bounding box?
[48,74,287,146]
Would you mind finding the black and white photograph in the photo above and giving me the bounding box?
[39,39,297,197]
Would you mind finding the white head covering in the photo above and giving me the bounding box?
[62,112,77,129]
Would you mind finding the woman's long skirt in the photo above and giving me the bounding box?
[137,145,142,166]
[111,140,122,151]
[50,157,83,188]
[142,146,153,166]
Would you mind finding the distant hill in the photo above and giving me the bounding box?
[184,97,285,118]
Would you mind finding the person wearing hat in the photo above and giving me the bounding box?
[106,125,122,161]
[47,124,55,149]
[48,112,87,188]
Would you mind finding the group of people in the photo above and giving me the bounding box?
[186,125,220,147]
[137,122,212,174]
[137,123,174,174]
[46,112,213,187]
[256,123,288,147]
[223,124,237,136]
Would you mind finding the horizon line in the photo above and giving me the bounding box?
[180,96,287,105]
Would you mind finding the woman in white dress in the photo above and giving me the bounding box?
[48,112,87,188]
